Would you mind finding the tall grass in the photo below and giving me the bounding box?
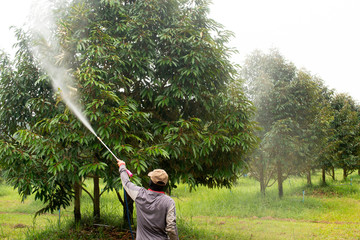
[173,175,321,219]
[170,171,360,239]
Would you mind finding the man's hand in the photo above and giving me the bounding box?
[117,159,126,167]
[117,159,133,177]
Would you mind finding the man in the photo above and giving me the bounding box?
[117,159,179,240]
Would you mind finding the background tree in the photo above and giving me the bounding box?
[242,49,333,196]
[310,83,334,185]
[242,49,295,196]
[288,70,333,185]
[328,93,360,180]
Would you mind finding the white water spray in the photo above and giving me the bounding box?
[29,0,96,136]
[29,0,132,176]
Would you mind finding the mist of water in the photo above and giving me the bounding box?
[29,0,97,137]
[25,0,133,176]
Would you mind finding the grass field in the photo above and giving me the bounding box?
[174,173,360,239]
[0,170,360,239]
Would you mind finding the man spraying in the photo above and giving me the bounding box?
[117,159,179,240]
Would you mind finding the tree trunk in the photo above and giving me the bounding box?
[123,191,134,224]
[74,180,82,223]
[277,161,283,198]
[260,164,266,195]
[93,175,100,222]
[322,167,326,185]
[260,177,266,196]
[332,167,335,180]
[343,168,348,180]
[306,169,312,185]
[358,168,360,175]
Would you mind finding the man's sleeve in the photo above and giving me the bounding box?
[165,200,179,240]
[119,165,141,201]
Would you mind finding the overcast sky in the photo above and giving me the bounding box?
[1,0,359,101]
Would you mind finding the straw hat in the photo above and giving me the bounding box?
[148,169,168,186]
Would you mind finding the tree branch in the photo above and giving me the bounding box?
[267,179,277,188]
[116,190,124,207]
[81,186,94,203]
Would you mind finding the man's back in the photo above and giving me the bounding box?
[135,188,177,240]
[119,165,179,240]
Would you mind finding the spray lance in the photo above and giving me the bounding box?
[96,135,135,239]
[95,135,133,177]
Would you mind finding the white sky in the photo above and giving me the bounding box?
[209,0,360,102]
[1,0,359,101]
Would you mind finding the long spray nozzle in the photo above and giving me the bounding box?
[96,136,133,177]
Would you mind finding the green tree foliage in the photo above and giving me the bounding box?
[0,0,257,220]
[0,30,54,141]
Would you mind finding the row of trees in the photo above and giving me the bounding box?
[242,49,360,197]
[1,0,359,224]
[0,0,257,223]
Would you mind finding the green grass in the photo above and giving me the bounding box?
[0,170,360,239]
[0,184,62,239]
[171,171,360,239]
